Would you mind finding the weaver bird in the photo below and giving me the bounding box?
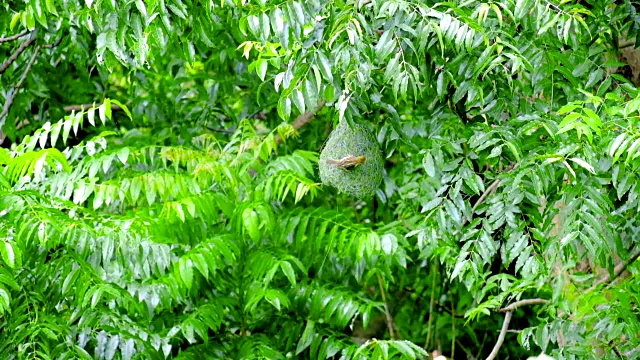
[326,155,366,171]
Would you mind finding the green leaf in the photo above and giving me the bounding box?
[256,59,268,81]
[10,13,21,30]
[514,0,531,19]
[280,261,296,286]
[296,320,315,355]
[436,72,445,98]
[390,340,416,357]
[381,233,397,255]
[569,157,595,174]
[277,97,292,120]
[292,89,306,114]
[243,207,260,241]
[610,133,627,157]
[0,241,19,268]
[179,258,194,289]
[45,0,58,15]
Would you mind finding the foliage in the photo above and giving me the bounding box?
[1,0,640,359]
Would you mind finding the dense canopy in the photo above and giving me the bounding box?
[1,0,640,359]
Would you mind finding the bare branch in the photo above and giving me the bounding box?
[0,30,29,43]
[0,46,40,126]
[499,298,548,312]
[0,30,37,76]
[486,311,512,360]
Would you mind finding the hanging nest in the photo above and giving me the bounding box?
[319,120,383,198]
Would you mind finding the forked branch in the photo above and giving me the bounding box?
[0,47,40,126]
[0,30,37,75]
[487,298,548,360]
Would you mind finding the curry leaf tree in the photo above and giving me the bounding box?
[1,0,640,359]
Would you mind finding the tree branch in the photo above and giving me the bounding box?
[486,298,549,359]
[424,262,438,350]
[33,103,122,122]
[588,246,640,291]
[0,46,40,127]
[498,298,549,312]
[40,35,63,49]
[486,311,512,360]
[0,30,37,76]
[0,30,29,43]
[462,163,519,226]
[472,178,501,213]
[0,103,123,146]
[275,101,326,144]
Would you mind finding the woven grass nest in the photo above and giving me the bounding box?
[319,120,383,198]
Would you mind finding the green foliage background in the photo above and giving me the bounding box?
[1,0,640,359]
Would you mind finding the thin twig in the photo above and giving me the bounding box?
[462,163,519,226]
[611,341,623,359]
[275,101,326,144]
[475,333,488,360]
[62,103,121,113]
[498,298,548,312]
[450,292,456,359]
[455,338,474,359]
[204,125,235,134]
[474,163,520,212]
[424,261,438,350]
[623,344,640,357]
[588,246,640,291]
[0,30,37,75]
[0,30,29,43]
[377,275,395,340]
[33,103,122,121]
[0,103,123,145]
[472,178,501,213]
[0,46,40,126]
[40,36,63,49]
[486,311,512,360]
[0,120,29,146]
